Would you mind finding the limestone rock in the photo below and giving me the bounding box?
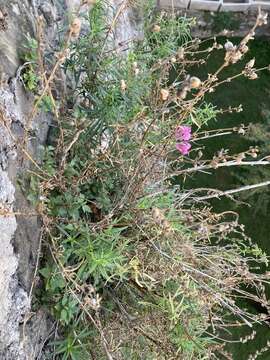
[0,1,75,359]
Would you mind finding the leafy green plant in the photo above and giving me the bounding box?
[22,68,39,91]
[21,35,40,91]
[188,102,218,128]
[52,325,91,360]
[20,35,54,112]
[23,1,270,359]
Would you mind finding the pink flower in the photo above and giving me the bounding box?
[176,142,191,155]
[175,125,192,141]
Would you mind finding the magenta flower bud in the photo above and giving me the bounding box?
[176,142,191,155]
[175,125,192,141]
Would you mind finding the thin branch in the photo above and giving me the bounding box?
[166,159,270,178]
[193,131,234,141]
[60,129,84,168]
[193,180,270,202]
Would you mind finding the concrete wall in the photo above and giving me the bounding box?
[159,0,270,11]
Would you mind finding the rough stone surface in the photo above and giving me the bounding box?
[0,1,73,359]
[112,0,143,49]
[0,87,30,360]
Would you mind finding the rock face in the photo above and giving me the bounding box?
[0,1,69,359]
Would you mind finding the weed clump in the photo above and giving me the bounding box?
[16,1,270,359]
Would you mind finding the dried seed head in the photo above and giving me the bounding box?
[246,58,255,69]
[177,47,185,60]
[225,49,242,64]
[243,59,258,79]
[249,71,258,80]
[251,151,258,158]
[189,76,201,89]
[179,88,188,99]
[171,56,177,64]
[70,18,81,37]
[216,44,223,50]
[237,105,243,112]
[250,146,259,154]
[132,62,139,76]
[224,41,235,51]
[240,44,249,54]
[152,207,172,233]
[244,32,255,44]
[153,24,161,33]
[152,207,166,224]
[120,79,127,92]
[221,29,229,36]
[134,68,140,76]
[236,153,245,164]
[208,73,218,82]
[238,127,246,135]
[258,11,268,26]
[160,88,169,101]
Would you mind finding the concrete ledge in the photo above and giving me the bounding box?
[250,1,270,9]
[159,0,190,8]
[159,0,270,11]
[220,2,251,11]
[189,0,221,10]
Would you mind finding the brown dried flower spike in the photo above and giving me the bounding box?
[257,11,268,26]
[70,18,81,37]
[177,47,185,60]
[160,89,169,101]
[243,58,258,80]
[189,76,201,89]
[120,79,127,92]
[153,24,161,33]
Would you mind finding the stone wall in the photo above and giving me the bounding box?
[159,0,270,12]
[0,1,68,359]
